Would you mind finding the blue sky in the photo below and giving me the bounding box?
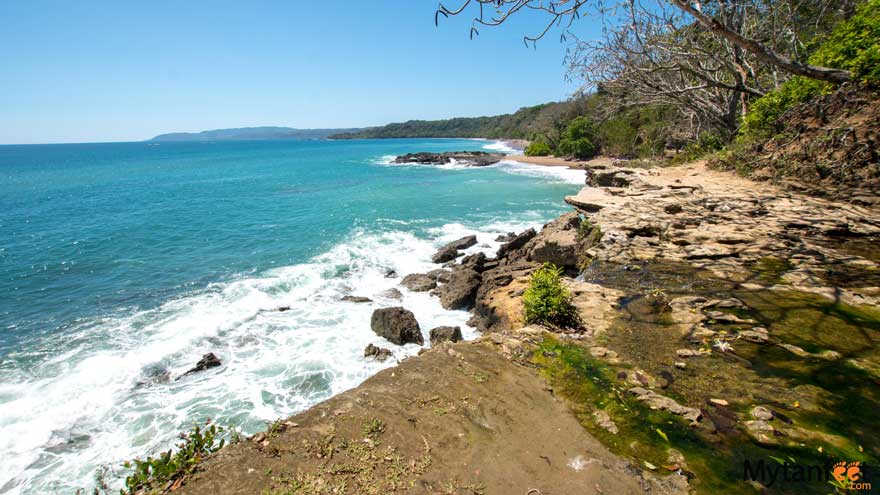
[0,1,594,144]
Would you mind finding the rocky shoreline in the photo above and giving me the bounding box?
[173,158,879,495]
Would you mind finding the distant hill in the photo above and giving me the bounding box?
[149,126,362,142]
[329,103,562,140]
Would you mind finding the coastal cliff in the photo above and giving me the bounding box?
[158,158,879,495]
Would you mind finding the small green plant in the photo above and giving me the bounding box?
[362,418,386,437]
[266,418,285,439]
[523,263,582,329]
[122,421,226,494]
[524,141,552,156]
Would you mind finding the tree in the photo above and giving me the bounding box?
[435,0,856,83]
[435,0,858,139]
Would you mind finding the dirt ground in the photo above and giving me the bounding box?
[177,339,687,495]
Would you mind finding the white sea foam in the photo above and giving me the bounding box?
[0,216,549,494]
[481,140,521,155]
[495,160,586,185]
[375,152,586,185]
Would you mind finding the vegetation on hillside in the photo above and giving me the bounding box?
[710,0,880,190]
[121,422,229,494]
[342,0,877,185]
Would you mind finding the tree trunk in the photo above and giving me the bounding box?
[670,0,852,84]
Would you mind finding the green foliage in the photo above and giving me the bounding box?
[122,422,225,494]
[558,137,597,159]
[595,117,637,157]
[741,77,828,138]
[594,105,676,158]
[557,116,598,159]
[740,0,880,139]
[674,132,726,162]
[331,100,575,140]
[524,141,552,156]
[523,263,581,329]
[810,0,880,84]
[362,418,386,437]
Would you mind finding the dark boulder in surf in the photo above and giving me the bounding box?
[370,307,424,346]
[364,343,394,362]
[181,353,222,378]
[429,326,463,345]
[342,295,373,303]
[431,235,478,263]
[439,268,481,310]
[400,273,437,292]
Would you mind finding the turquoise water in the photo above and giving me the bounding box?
[0,138,583,493]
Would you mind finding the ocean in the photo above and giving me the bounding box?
[0,138,584,493]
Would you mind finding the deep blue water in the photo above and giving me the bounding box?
[0,138,584,493]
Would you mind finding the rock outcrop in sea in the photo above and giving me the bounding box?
[392,151,505,167]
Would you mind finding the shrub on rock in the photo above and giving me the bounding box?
[523,263,581,329]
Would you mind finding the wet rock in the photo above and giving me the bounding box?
[370,307,424,346]
[460,252,487,272]
[431,244,463,264]
[495,232,516,242]
[445,234,478,250]
[384,269,397,278]
[658,370,674,389]
[778,343,841,360]
[341,295,373,303]
[400,273,437,292]
[593,410,619,434]
[702,298,745,309]
[744,420,777,444]
[705,311,756,324]
[628,387,702,425]
[496,229,536,259]
[276,306,291,312]
[364,343,393,362]
[439,268,481,310]
[429,326,463,345]
[751,406,774,421]
[182,353,222,377]
[380,288,403,300]
[431,235,477,263]
[426,268,452,283]
[738,327,769,344]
